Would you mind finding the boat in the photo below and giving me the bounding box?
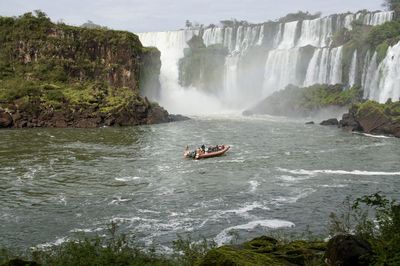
[184,145,230,160]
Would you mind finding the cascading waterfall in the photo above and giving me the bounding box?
[138,30,224,114]
[348,50,358,87]
[137,10,398,114]
[363,52,378,99]
[366,41,400,102]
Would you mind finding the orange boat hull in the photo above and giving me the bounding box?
[195,145,230,160]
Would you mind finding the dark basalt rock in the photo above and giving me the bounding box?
[320,118,339,126]
[168,114,190,122]
[325,234,373,266]
[339,101,400,138]
[0,109,13,128]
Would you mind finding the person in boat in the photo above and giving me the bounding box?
[201,144,206,152]
[184,145,190,157]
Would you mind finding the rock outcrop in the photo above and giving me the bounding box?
[339,101,400,137]
[244,84,362,118]
[0,12,171,128]
[0,109,13,128]
[320,118,339,126]
[325,234,373,266]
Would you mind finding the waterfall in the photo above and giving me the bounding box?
[348,50,358,87]
[297,17,332,47]
[363,11,395,26]
[366,42,400,102]
[277,21,299,49]
[363,52,378,99]
[137,30,223,114]
[262,48,301,96]
[136,10,398,114]
[203,27,224,47]
[303,46,343,87]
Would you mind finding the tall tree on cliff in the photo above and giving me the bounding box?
[383,0,400,19]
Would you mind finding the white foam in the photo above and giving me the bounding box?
[109,196,131,205]
[272,188,316,204]
[37,237,68,249]
[114,176,141,182]
[319,184,348,188]
[278,168,400,176]
[221,202,269,217]
[276,175,309,182]
[70,227,104,233]
[352,132,393,139]
[215,219,295,245]
[248,180,259,192]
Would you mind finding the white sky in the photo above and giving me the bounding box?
[0,0,385,32]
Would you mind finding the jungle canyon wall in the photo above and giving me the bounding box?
[0,12,170,128]
[138,10,400,113]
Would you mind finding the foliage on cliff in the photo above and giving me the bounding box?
[329,193,400,265]
[0,11,166,128]
[247,84,363,117]
[339,100,400,137]
[178,36,228,94]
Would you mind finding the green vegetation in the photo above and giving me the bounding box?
[178,36,228,94]
[354,100,400,123]
[0,11,163,127]
[383,0,400,19]
[329,193,400,265]
[250,84,363,117]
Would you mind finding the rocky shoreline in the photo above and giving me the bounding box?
[317,100,400,138]
[0,101,188,129]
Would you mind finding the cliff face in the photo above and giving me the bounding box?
[0,11,168,128]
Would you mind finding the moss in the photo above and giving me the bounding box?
[200,246,284,266]
[355,100,400,122]
[200,238,326,266]
[376,41,390,62]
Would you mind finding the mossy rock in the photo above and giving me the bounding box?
[201,237,327,266]
[243,236,278,253]
[200,245,284,266]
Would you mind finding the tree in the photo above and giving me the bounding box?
[383,0,400,19]
[185,20,193,28]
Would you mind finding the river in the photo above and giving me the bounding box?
[1,115,399,251]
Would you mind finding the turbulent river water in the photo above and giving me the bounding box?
[1,115,400,251]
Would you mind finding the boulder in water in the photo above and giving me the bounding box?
[305,121,315,125]
[0,109,13,128]
[320,118,339,126]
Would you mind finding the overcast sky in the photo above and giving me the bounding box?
[0,0,385,32]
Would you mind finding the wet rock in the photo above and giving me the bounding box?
[340,101,400,137]
[0,109,13,128]
[325,234,373,266]
[305,121,314,125]
[169,114,190,122]
[320,118,339,126]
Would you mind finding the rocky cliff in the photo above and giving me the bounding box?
[0,11,169,128]
[339,100,400,137]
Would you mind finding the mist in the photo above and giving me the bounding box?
[138,11,396,116]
